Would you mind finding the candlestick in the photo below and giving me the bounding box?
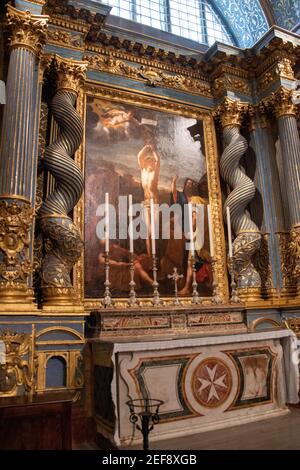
[128,253,139,307]
[105,192,109,253]
[188,202,195,257]
[226,206,233,258]
[103,251,114,308]
[191,255,201,305]
[228,256,240,304]
[150,198,156,255]
[152,254,163,306]
[211,258,222,305]
[128,194,134,253]
[207,204,214,258]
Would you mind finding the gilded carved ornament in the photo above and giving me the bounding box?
[0,330,35,396]
[54,55,88,94]
[213,97,249,128]
[0,200,34,283]
[6,5,49,56]
[83,54,211,97]
[290,224,300,291]
[264,86,298,118]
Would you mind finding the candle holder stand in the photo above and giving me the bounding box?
[152,254,163,306]
[211,258,223,304]
[126,398,164,451]
[228,256,241,304]
[103,251,114,308]
[191,255,201,305]
[128,253,139,307]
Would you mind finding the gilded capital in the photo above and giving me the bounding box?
[6,5,49,57]
[213,97,249,128]
[54,56,88,95]
[266,86,297,118]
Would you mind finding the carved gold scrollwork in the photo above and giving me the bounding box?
[83,54,212,97]
[0,330,35,396]
[277,231,297,295]
[290,224,300,292]
[6,5,49,57]
[0,200,34,284]
[54,55,88,94]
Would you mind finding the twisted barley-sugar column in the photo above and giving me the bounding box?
[0,5,48,309]
[39,56,87,308]
[215,98,262,302]
[269,87,300,296]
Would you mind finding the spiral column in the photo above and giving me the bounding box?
[215,98,262,302]
[39,56,87,309]
[0,5,48,311]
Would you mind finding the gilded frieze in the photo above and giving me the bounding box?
[84,54,212,97]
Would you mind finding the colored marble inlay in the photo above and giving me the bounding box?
[192,357,232,408]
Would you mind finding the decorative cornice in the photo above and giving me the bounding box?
[84,53,212,97]
[6,5,49,56]
[54,55,88,94]
[264,86,298,118]
[213,97,249,128]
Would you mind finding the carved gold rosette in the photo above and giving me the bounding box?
[6,5,49,57]
[0,198,34,304]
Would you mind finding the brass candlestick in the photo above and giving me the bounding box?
[128,253,139,307]
[103,251,114,308]
[168,267,183,306]
[191,255,201,305]
[152,254,163,306]
[228,256,240,304]
[211,258,222,304]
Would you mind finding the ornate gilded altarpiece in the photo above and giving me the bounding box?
[75,85,229,313]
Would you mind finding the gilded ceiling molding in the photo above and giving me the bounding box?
[83,54,212,97]
[6,4,49,56]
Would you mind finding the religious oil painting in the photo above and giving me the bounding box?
[84,96,213,299]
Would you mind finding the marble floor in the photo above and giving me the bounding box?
[123,406,300,450]
[75,406,300,450]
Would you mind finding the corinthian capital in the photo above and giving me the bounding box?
[6,5,49,56]
[265,86,297,118]
[213,97,249,128]
[54,56,88,95]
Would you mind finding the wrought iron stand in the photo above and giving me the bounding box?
[126,398,164,450]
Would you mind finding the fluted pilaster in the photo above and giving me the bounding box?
[0,6,48,310]
[264,87,300,295]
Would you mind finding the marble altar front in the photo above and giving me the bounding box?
[91,329,299,447]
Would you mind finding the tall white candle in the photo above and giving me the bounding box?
[105,192,109,252]
[188,202,195,257]
[207,204,214,258]
[128,194,134,253]
[226,206,233,258]
[150,198,156,255]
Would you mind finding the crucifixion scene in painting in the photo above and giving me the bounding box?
[84,97,213,299]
